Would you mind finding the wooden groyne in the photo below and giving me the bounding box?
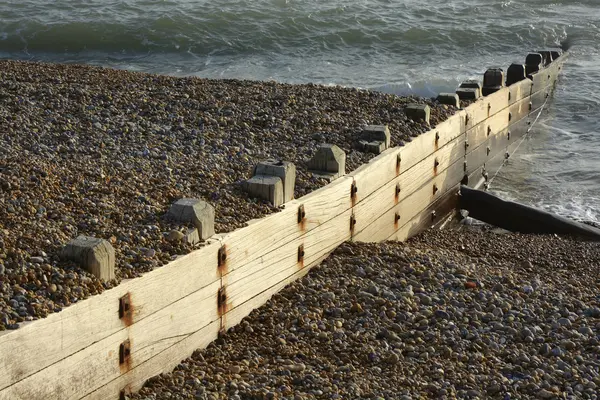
[0,50,567,400]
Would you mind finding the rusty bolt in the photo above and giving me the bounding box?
[395,183,401,197]
[487,146,491,156]
[350,182,358,199]
[433,184,439,195]
[297,244,305,262]
[217,287,227,310]
[218,245,227,267]
[350,214,356,231]
[118,293,132,320]
[297,205,306,224]
[394,213,401,223]
[119,340,131,365]
[487,126,492,137]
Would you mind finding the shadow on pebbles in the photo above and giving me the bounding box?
[133,230,600,400]
[0,60,455,329]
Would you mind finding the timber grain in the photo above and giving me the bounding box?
[0,53,567,400]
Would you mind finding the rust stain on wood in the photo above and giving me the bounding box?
[297,244,305,269]
[217,287,230,317]
[297,204,306,232]
[217,285,231,337]
[394,212,401,230]
[118,292,133,327]
[118,339,132,374]
[217,245,228,277]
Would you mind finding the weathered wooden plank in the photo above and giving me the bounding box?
[356,157,465,243]
[464,87,550,183]
[2,280,220,400]
[223,247,333,332]
[484,78,531,109]
[224,208,353,315]
[220,176,354,276]
[0,240,221,393]
[472,117,532,189]
[465,95,531,157]
[83,320,221,400]
[467,72,537,132]
[530,55,566,97]
[351,135,465,241]
[349,112,465,204]
[387,183,460,242]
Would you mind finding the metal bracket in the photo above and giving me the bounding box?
[350,214,356,231]
[433,184,438,195]
[508,112,512,122]
[297,205,306,224]
[218,245,227,268]
[217,287,227,314]
[431,210,437,221]
[119,340,131,365]
[394,213,401,223]
[463,160,467,172]
[350,182,358,200]
[486,146,491,156]
[487,126,491,137]
[118,293,132,321]
[435,132,440,145]
[395,183,401,197]
[464,141,470,151]
[507,130,511,141]
[297,245,305,262]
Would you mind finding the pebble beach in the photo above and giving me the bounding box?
[0,60,455,329]
[133,230,600,400]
